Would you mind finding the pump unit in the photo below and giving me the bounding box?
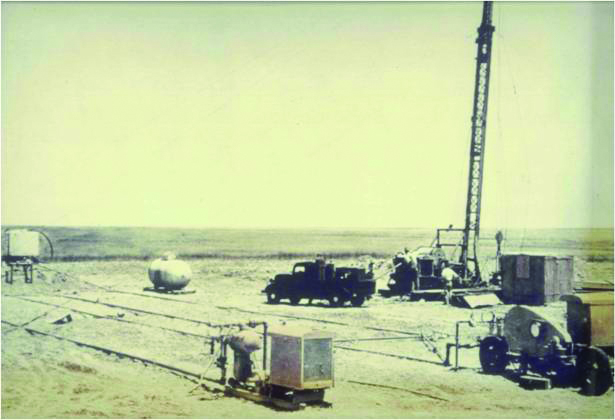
[208,322,334,410]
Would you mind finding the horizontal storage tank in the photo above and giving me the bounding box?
[500,254,574,305]
[147,253,192,290]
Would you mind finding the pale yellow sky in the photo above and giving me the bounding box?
[1,2,613,229]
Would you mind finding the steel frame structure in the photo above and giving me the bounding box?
[459,1,495,281]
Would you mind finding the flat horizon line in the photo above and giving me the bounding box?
[1,223,613,231]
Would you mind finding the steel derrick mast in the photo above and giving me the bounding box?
[459,1,495,281]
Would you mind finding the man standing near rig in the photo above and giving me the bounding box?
[441,262,459,304]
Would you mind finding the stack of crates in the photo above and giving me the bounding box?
[500,254,574,305]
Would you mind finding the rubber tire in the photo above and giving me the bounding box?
[267,291,281,304]
[328,295,343,307]
[577,346,613,396]
[479,336,509,374]
[350,295,366,307]
[289,295,301,306]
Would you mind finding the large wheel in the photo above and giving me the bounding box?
[266,291,281,304]
[350,295,365,307]
[577,347,613,396]
[479,336,509,374]
[328,294,343,307]
[289,295,301,305]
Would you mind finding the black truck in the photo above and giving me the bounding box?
[262,258,376,307]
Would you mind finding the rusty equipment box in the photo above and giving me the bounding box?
[269,326,334,390]
[562,292,614,348]
[500,254,573,305]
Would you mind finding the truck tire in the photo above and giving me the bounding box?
[289,295,301,305]
[479,336,509,374]
[328,294,343,307]
[350,295,365,307]
[266,291,281,304]
[577,346,612,396]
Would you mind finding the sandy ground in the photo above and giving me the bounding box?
[1,257,613,418]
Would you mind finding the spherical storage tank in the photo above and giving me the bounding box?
[148,252,192,290]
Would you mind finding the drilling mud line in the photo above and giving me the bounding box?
[217,305,351,326]
[334,336,424,343]
[62,293,436,339]
[60,294,217,327]
[106,289,199,305]
[334,345,443,366]
[59,292,413,335]
[69,288,450,338]
[217,305,430,337]
[10,297,433,352]
[9,296,209,340]
[1,305,66,331]
[2,320,21,333]
[20,326,206,383]
[344,380,449,402]
[1,319,28,334]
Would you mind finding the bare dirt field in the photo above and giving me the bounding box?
[1,251,613,419]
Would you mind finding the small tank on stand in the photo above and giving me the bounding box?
[2,229,54,284]
[145,252,195,294]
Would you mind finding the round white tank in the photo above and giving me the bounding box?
[147,253,192,290]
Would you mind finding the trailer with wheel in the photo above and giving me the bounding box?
[479,292,613,395]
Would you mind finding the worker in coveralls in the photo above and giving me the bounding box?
[366,262,374,280]
[389,249,416,295]
[440,262,459,305]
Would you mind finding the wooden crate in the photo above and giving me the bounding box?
[500,254,574,305]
